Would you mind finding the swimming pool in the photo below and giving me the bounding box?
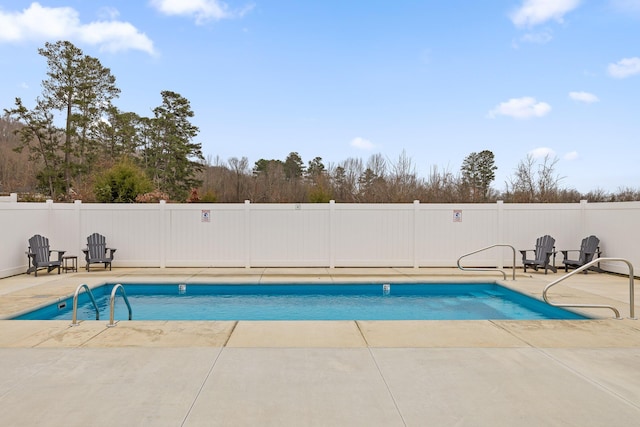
[13,283,588,321]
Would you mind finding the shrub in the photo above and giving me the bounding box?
[94,159,153,203]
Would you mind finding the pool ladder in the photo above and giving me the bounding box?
[70,283,132,326]
[457,244,516,280]
[543,258,635,319]
[70,284,99,326]
[107,284,132,327]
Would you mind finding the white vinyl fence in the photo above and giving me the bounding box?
[1,196,638,278]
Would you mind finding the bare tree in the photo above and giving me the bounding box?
[228,157,250,202]
[0,115,38,193]
[537,155,563,202]
[358,154,388,202]
[504,154,564,202]
[388,150,420,202]
[422,165,462,202]
[331,157,362,202]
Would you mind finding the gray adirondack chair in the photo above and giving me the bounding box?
[26,234,65,277]
[561,235,601,273]
[520,235,557,274]
[83,233,117,271]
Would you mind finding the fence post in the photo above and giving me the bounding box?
[497,200,504,269]
[159,200,166,268]
[74,200,82,266]
[413,200,420,268]
[46,199,54,238]
[244,200,251,268]
[329,200,335,269]
[580,200,588,237]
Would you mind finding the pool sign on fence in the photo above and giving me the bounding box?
[201,210,210,222]
[453,210,462,222]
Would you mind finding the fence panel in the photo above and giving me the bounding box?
[584,201,640,275]
[0,203,51,276]
[415,204,500,267]
[78,203,163,267]
[0,197,638,277]
[332,204,414,267]
[166,204,246,267]
[250,204,330,267]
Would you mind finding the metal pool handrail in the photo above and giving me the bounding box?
[457,244,516,280]
[543,258,635,319]
[107,283,132,327]
[71,284,99,326]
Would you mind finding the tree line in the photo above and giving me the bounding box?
[198,151,639,204]
[1,40,638,203]
[3,41,203,202]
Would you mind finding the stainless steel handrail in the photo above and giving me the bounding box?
[543,258,635,319]
[107,283,132,327]
[71,284,99,326]
[457,244,516,280]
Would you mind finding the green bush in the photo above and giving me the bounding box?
[94,159,153,203]
[308,186,332,203]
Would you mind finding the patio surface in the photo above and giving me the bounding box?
[1,267,639,426]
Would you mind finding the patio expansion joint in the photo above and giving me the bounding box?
[354,321,371,347]
[180,345,226,426]
[365,345,408,427]
[76,324,113,348]
[222,321,239,347]
[487,320,536,348]
[534,347,640,412]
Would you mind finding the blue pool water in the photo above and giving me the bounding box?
[13,283,587,321]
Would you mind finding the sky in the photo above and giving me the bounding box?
[1,0,639,194]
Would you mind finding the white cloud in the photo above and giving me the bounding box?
[487,97,551,119]
[0,3,155,54]
[149,0,253,24]
[520,29,554,44]
[608,57,640,78]
[510,0,581,28]
[563,151,579,160]
[529,147,556,159]
[98,7,121,20]
[350,137,376,150]
[569,91,599,103]
[79,21,155,54]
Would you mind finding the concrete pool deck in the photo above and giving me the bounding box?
[1,267,639,426]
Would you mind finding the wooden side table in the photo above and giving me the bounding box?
[62,255,78,273]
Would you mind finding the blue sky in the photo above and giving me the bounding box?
[1,0,639,193]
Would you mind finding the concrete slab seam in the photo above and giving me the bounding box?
[365,346,408,426]
[535,348,640,412]
[354,321,371,347]
[77,323,112,348]
[181,347,225,426]
[222,321,239,347]
[488,320,536,348]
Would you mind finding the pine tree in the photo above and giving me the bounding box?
[143,91,204,201]
[6,41,120,198]
[460,150,497,201]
